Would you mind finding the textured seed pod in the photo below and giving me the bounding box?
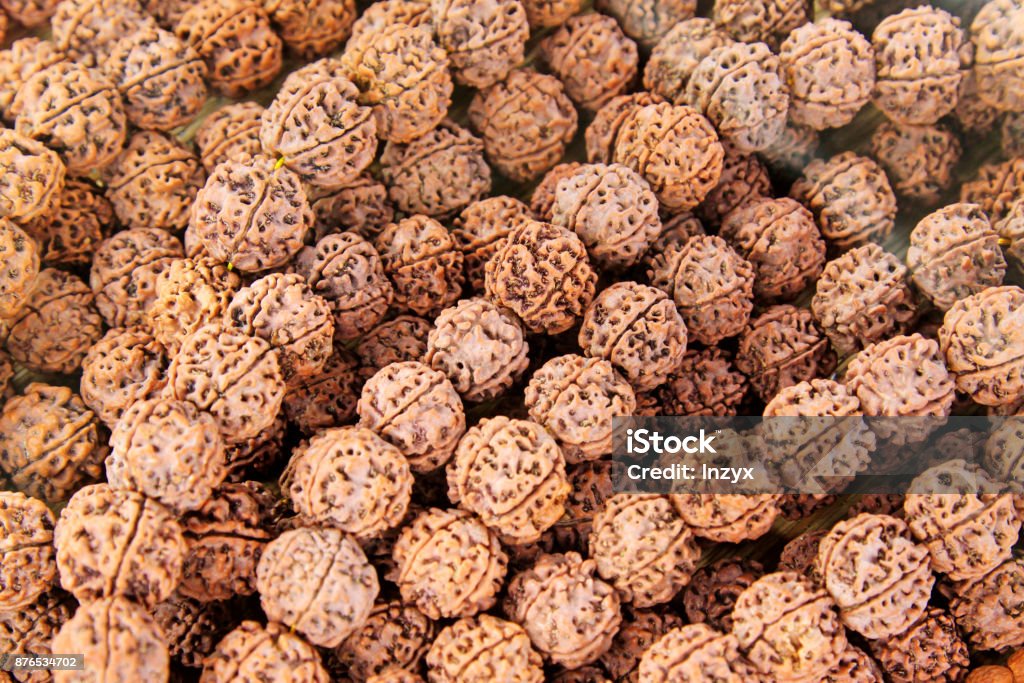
[176,0,283,97]
[50,0,149,63]
[147,257,242,356]
[425,297,529,402]
[430,0,528,89]
[950,557,1024,652]
[671,483,781,544]
[939,286,1024,406]
[177,482,275,602]
[682,558,763,633]
[52,597,168,683]
[872,7,969,125]
[90,227,183,328]
[80,327,167,428]
[639,624,758,682]
[151,593,236,669]
[0,38,66,123]
[190,153,313,272]
[194,102,265,173]
[485,219,597,335]
[469,69,576,183]
[0,589,74,681]
[811,244,916,356]
[778,529,828,580]
[261,60,377,190]
[641,212,706,270]
[732,572,846,681]
[341,23,451,144]
[0,220,38,321]
[820,645,884,683]
[348,0,430,46]
[200,620,329,683]
[643,19,733,105]
[713,0,808,48]
[541,13,637,112]
[697,144,772,227]
[531,162,582,221]
[265,0,356,58]
[426,614,542,683]
[0,0,58,26]
[283,344,365,434]
[972,0,1024,112]
[22,179,113,269]
[736,305,835,402]
[598,608,683,681]
[0,492,56,611]
[0,129,65,224]
[647,235,754,345]
[961,158,1024,222]
[597,0,695,48]
[871,122,962,205]
[374,216,464,317]
[391,507,507,619]
[2,269,103,375]
[307,175,394,243]
[586,93,665,165]
[868,607,968,682]
[519,0,580,28]
[333,601,435,683]
[955,68,1000,134]
[451,196,533,292]
[356,315,430,372]
[644,347,746,417]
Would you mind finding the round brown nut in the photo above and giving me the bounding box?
[683,558,763,632]
[643,19,733,105]
[285,426,412,539]
[872,6,969,125]
[816,513,934,640]
[790,151,898,250]
[484,219,597,335]
[468,69,577,183]
[939,286,1024,406]
[671,480,781,544]
[347,0,431,49]
[596,0,695,48]
[504,552,622,668]
[531,162,582,221]
[0,219,38,320]
[0,492,56,611]
[265,0,357,58]
[426,614,543,683]
[374,216,464,317]
[452,196,534,292]
[731,572,846,682]
[962,157,1024,223]
[341,23,452,144]
[811,243,916,356]
[147,257,242,356]
[176,0,282,97]
[520,0,580,28]
[0,589,75,679]
[871,122,962,205]
[52,596,168,683]
[599,607,683,681]
[638,624,758,682]
[54,483,184,608]
[869,607,967,682]
[971,0,1024,112]
[736,305,835,402]
[193,102,265,173]
[779,18,875,131]
[391,507,507,619]
[589,494,699,608]
[0,0,58,26]
[11,62,126,176]
[0,128,65,224]
[430,0,528,89]
[261,59,377,190]
[190,153,313,272]
[22,179,114,269]
[307,175,394,243]
[106,25,207,131]
[0,38,66,123]
[151,593,236,668]
[697,143,772,227]
[50,0,149,64]
[950,557,1024,652]
[778,529,828,579]
[257,526,378,648]
[908,203,1004,310]
[713,0,808,49]
[380,121,491,218]
[333,601,435,683]
[647,234,755,346]
[200,620,329,683]
[968,666,1016,683]
[956,68,1001,134]
[103,131,205,231]
[686,42,789,154]
[90,227,183,328]
[80,326,168,428]
[645,347,747,417]
[356,315,431,372]
[283,344,365,433]
[819,646,885,683]
[586,92,665,165]
[425,297,529,402]
[540,13,638,112]
[1,269,103,374]
[525,354,636,464]
[177,482,275,602]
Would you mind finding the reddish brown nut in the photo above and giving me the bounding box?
[541,13,637,112]
[732,572,846,681]
[51,0,150,64]
[961,157,1024,222]
[147,257,242,356]
[151,593,236,668]
[265,0,356,58]
[374,216,464,317]
[589,495,699,608]
[356,315,430,372]
[431,0,528,89]
[736,305,835,402]
[176,0,282,97]
[469,69,577,183]
[586,93,665,165]
[0,129,65,224]
[682,559,763,632]
[869,607,967,682]
[697,144,772,227]
[22,179,113,269]
[0,492,56,611]
[552,460,614,556]
[0,219,38,320]
[426,614,543,683]
[391,507,507,619]
[779,18,874,130]
[485,219,597,335]
[307,175,394,243]
[599,608,683,681]
[818,646,885,683]
[950,558,1024,652]
[2,269,103,375]
[872,7,969,125]
[644,347,746,417]
[283,344,365,434]
[347,0,431,48]
[452,196,533,292]
[643,19,733,105]
[425,297,529,402]
[190,153,313,272]
[871,122,962,205]
[0,38,66,123]
[639,624,757,682]
[0,0,58,26]
[672,478,781,543]
[811,243,916,356]
[531,162,583,222]
[971,0,1024,112]
[52,597,168,683]
[519,0,580,28]
[257,526,377,648]
[140,0,189,28]
[778,529,828,579]
[333,601,435,683]
[968,666,1016,683]
[194,102,265,173]
[597,0,695,48]
[956,69,1001,134]
[0,589,74,678]
[713,0,808,48]
[90,227,183,328]
[80,327,167,428]
[647,235,755,346]
[641,213,706,273]
[342,23,451,144]
[201,620,329,683]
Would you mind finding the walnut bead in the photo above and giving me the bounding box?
[0,220,38,320]
[597,0,695,48]
[283,344,365,433]
[0,492,56,611]
[736,305,835,402]
[80,327,167,428]
[147,257,242,356]
[346,0,431,51]
[0,589,74,681]
[541,13,637,112]
[643,19,733,105]
[22,179,113,269]
[333,601,435,683]
[713,0,808,48]
[949,558,1024,652]
[0,38,66,123]
[0,128,65,224]
[426,614,543,683]
[151,593,235,668]
[972,0,1024,112]
[638,624,755,682]
[871,122,962,205]
[90,227,183,328]
[598,608,683,681]
[531,162,582,221]
[200,621,329,683]
[586,93,665,165]
[265,0,357,58]
[697,144,772,227]
[356,315,430,372]
[962,157,1024,223]
[374,216,464,317]
[431,0,528,89]
[194,102,265,173]
[683,558,763,632]
[50,0,149,64]
[0,0,57,26]
[452,196,534,292]
[645,347,746,417]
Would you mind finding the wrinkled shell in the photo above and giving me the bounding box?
[672,486,781,544]
[871,122,962,205]
[638,624,754,682]
[961,157,1024,222]
[597,0,694,48]
[541,13,637,112]
[0,589,75,680]
[736,305,835,402]
[0,128,65,223]
[333,601,436,683]
[532,162,582,221]
[283,344,365,433]
[200,620,329,683]
[90,227,183,328]
[193,101,265,173]
[586,92,665,165]
[347,0,431,47]
[949,557,1024,652]
[645,347,747,417]
[308,175,394,242]
[452,196,534,292]
[713,0,808,48]
[821,645,885,683]
[683,558,763,632]
[266,0,357,58]
[151,593,235,668]
[426,614,543,683]
[0,0,58,28]
[431,0,529,89]
[22,179,114,268]
[869,607,970,682]
[356,315,431,372]
[147,256,242,355]
[375,215,464,317]
[599,608,684,681]
[697,144,772,226]
[0,38,66,122]
[0,219,39,320]
[50,0,148,64]
[972,0,1024,112]
[80,326,168,427]
[0,492,56,611]
[644,19,733,105]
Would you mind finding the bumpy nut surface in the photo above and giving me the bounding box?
[525,354,636,464]
[532,162,582,221]
[871,122,962,205]
[870,607,969,682]
[80,326,167,427]
[334,601,435,682]
[52,597,168,683]
[0,0,58,28]
[647,235,755,346]
[972,0,1024,111]
[347,0,431,49]
[0,128,65,223]
[586,93,665,165]
[194,102,265,173]
[638,624,756,682]
[261,59,376,190]
[0,38,66,123]
[597,0,695,48]
[23,179,113,268]
[103,131,205,231]
[961,157,1024,223]
[200,620,329,683]
[0,492,55,611]
[643,19,732,105]
[736,305,835,402]
[147,257,241,355]
[357,315,431,372]
[779,18,874,130]
[374,215,464,317]
[426,614,543,683]
[390,507,507,619]
[176,0,283,97]
[90,227,183,328]
[452,196,533,292]
[646,347,746,417]
[599,608,683,681]
[0,219,39,320]
[541,13,637,112]
[2,269,103,375]
[811,244,916,356]
[682,558,762,632]
[190,153,313,272]
[54,483,184,608]
[485,219,597,335]
[107,25,207,130]
[12,61,125,176]
[469,69,577,183]
[950,557,1024,652]
[0,589,74,679]
[50,0,148,64]
[307,175,394,242]
[341,23,451,144]
[151,593,235,668]
[939,286,1024,406]
[265,0,357,58]
[697,143,772,226]
[430,0,529,89]
[872,6,968,125]
[257,526,378,648]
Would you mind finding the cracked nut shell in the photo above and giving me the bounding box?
[540,13,637,112]
[374,215,464,317]
[90,227,183,328]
